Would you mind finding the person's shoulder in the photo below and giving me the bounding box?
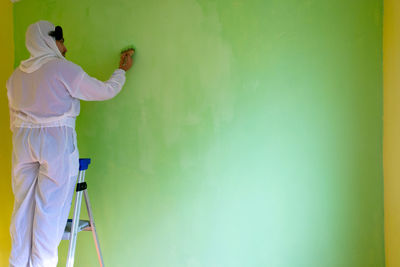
[47,58,83,72]
[45,59,85,83]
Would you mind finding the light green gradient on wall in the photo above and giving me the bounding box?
[13,0,384,266]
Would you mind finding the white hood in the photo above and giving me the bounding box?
[19,20,65,73]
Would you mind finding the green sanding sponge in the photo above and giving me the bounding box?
[121,45,136,54]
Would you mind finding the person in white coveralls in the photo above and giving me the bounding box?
[6,20,133,267]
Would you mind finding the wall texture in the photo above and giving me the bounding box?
[11,0,384,266]
[384,1,400,266]
[0,0,14,265]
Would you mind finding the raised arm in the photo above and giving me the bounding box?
[71,69,126,101]
[65,49,134,101]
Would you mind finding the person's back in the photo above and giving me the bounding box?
[7,20,134,267]
[8,59,80,126]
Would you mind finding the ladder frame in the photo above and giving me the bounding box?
[65,158,104,267]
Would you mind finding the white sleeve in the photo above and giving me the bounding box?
[70,68,126,101]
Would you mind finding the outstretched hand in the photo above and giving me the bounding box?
[119,49,134,71]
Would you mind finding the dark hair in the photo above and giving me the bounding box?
[48,26,64,41]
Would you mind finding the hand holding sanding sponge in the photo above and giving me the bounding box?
[119,45,135,71]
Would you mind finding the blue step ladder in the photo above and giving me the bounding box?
[62,158,104,267]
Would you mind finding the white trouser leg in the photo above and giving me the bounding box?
[30,169,77,267]
[9,160,39,267]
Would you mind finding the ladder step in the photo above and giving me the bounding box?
[62,219,92,240]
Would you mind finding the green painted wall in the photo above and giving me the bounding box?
[13,0,384,266]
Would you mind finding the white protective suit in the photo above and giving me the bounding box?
[6,20,126,267]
